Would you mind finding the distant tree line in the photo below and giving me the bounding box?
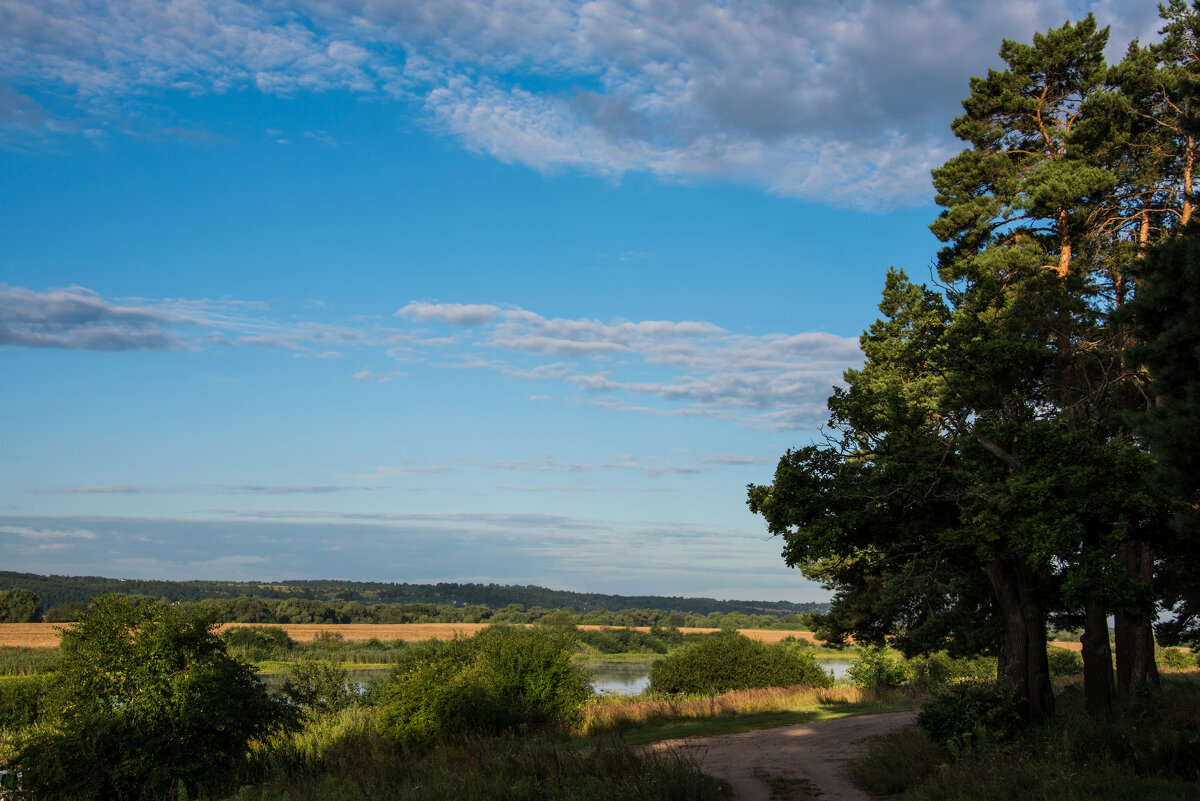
[0,574,827,629]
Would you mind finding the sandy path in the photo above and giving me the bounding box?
[648,711,917,801]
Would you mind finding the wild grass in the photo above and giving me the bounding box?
[227,707,724,801]
[0,646,59,676]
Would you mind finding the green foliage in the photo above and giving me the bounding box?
[918,683,1023,751]
[0,675,49,729]
[222,625,295,661]
[376,626,590,749]
[1047,647,1084,677]
[0,588,41,623]
[647,632,832,695]
[8,594,292,801]
[847,646,911,690]
[905,651,997,692]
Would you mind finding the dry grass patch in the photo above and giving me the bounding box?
[580,684,883,736]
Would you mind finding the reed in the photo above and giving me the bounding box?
[579,683,899,735]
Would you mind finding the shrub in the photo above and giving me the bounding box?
[221,626,295,662]
[647,632,832,695]
[1046,645,1084,676]
[9,594,292,801]
[917,682,1021,751]
[1157,646,1193,670]
[846,646,909,690]
[376,627,590,749]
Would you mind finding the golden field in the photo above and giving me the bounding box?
[0,622,820,648]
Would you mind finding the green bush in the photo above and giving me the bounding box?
[0,675,49,729]
[846,646,909,690]
[9,594,293,801]
[917,682,1021,751]
[376,627,590,749]
[1157,646,1194,670]
[221,626,295,662]
[1047,645,1084,676]
[647,632,832,695]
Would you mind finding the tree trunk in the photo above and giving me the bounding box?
[983,558,1054,722]
[1114,541,1160,694]
[1081,593,1114,716]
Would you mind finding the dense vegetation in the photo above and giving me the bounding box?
[0,597,740,800]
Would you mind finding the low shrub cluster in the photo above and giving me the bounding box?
[845,647,997,692]
[376,626,591,749]
[574,626,678,654]
[648,632,832,694]
[916,682,1022,750]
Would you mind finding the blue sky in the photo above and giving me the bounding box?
[0,0,1160,602]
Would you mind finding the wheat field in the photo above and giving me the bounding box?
[0,622,820,648]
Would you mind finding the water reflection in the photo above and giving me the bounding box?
[257,658,856,698]
[582,657,855,696]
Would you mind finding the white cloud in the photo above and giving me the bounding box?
[0,524,97,540]
[0,0,1163,208]
[397,301,503,325]
[395,301,859,429]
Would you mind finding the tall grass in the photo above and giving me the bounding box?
[229,707,723,801]
[580,684,908,735]
[0,647,58,676]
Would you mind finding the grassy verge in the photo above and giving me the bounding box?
[580,684,918,745]
[851,675,1200,801]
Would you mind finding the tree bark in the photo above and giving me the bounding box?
[983,558,1054,722]
[1081,593,1114,716]
[1114,540,1160,694]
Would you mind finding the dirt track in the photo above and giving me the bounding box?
[648,711,918,801]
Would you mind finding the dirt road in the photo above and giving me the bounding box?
[648,711,917,801]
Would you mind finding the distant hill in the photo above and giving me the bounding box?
[0,571,829,617]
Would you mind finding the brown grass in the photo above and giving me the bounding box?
[579,684,883,736]
[0,622,820,648]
